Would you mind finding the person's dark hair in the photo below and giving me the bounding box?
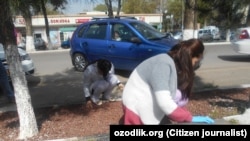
[83,59,112,79]
[97,59,112,78]
[168,38,204,99]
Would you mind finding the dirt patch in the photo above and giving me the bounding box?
[0,88,249,141]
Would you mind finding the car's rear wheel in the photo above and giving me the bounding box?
[73,53,87,72]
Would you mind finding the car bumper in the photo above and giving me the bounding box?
[231,39,250,54]
[22,60,35,75]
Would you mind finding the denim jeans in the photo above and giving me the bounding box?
[0,61,14,98]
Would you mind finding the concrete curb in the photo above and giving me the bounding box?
[45,134,110,141]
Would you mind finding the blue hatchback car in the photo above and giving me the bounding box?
[70,16,178,71]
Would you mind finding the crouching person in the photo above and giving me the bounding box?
[82,59,124,106]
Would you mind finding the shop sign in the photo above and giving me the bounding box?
[17,18,25,25]
[50,19,70,24]
[75,19,90,23]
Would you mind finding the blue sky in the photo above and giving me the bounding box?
[62,0,103,14]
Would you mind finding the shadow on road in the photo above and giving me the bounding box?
[218,54,250,62]
[0,65,234,110]
[26,67,84,108]
[25,67,222,108]
[194,75,218,91]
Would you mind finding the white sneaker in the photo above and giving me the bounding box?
[108,98,115,102]
[94,100,102,106]
[102,97,115,102]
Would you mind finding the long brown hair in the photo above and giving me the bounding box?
[168,38,204,99]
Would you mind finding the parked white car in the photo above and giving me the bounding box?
[198,29,213,42]
[0,43,35,75]
[173,31,183,41]
[204,26,221,40]
[231,27,250,54]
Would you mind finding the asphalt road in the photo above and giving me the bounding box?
[28,42,250,91]
[194,42,250,90]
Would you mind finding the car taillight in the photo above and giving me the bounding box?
[239,30,250,39]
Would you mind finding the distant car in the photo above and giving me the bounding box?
[203,26,221,40]
[165,32,173,38]
[34,38,47,50]
[198,29,213,42]
[231,27,250,54]
[70,16,178,71]
[0,43,35,75]
[61,39,70,49]
[173,31,183,41]
[212,31,221,40]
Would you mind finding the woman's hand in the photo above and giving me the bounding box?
[117,83,124,90]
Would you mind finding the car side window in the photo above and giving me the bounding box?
[77,25,87,38]
[111,23,124,41]
[111,24,136,42]
[84,23,107,40]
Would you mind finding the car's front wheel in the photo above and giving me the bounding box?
[73,53,87,72]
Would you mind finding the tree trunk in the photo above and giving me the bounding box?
[246,4,250,26]
[183,0,196,40]
[116,0,122,16]
[41,0,52,50]
[21,5,36,52]
[0,0,38,139]
[105,0,113,17]
[24,16,36,52]
[6,45,39,139]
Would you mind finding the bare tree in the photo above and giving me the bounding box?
[40,0,52,49]
[105,0,114,17]
[104,0,123,17]
[116,0,122,16]
[38,0,67,50]
[0,0,38,139]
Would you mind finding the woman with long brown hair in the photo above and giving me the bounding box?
[121,38,214,124]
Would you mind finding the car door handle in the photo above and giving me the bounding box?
[81,42,88,48]
[109,44,116,48]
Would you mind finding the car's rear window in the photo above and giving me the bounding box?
[82,23,107,39]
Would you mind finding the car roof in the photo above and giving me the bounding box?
[91,16,137,20]
[82,16,139,25]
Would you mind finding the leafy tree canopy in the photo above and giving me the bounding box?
[122,0,158,14]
